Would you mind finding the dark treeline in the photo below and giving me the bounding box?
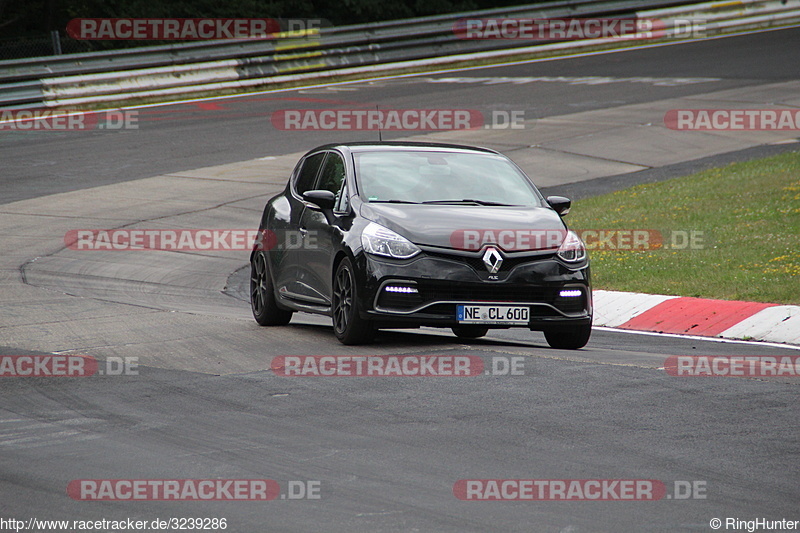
[1,0,549,38]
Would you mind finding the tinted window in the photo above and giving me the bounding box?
[294,152,325,195]
[334,183,349,213]
[317,152,346,194]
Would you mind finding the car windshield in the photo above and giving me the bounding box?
[354,150,544,206]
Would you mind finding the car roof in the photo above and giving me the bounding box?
[302,141,501,157]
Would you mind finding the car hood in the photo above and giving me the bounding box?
[359,203,568,252]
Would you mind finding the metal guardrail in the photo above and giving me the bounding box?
[1,0,798,108]
[0,0,684,80]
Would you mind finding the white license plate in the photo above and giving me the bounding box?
[456,304,529,325]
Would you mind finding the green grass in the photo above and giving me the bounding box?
[567,150,800,304]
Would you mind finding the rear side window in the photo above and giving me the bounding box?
[294,152,326,195]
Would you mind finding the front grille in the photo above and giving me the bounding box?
[417,281,553,304]
[424,250,552,273]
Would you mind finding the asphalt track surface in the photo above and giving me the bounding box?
[4,27,800,204]
[1,28,799,532]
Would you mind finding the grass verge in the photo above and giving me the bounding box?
[568,150,800,304]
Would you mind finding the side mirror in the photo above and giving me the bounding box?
[546,195,571,216]
[303,190,336,211]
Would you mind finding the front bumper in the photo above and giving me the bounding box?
[355,249,591,330]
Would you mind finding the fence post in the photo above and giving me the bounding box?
[51,30,62,55]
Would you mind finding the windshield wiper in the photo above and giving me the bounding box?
[370,199,420,204]
[420,199,518,206]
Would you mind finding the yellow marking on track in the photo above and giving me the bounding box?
[711,1,746,8]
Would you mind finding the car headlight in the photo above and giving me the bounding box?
[557,230,587,263]
[361,222,420,259]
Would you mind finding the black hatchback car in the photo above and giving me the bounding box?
[250,142,592,348]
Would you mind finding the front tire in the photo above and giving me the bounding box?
[332,258,374,345]
[543,323,592,349]
[250,252,293,326]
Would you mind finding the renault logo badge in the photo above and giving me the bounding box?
[482,247,503,274]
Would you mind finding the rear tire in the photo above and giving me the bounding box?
[332,258,374,345]
[250,252,293,326]
[543,323,592,349]
[451,326,489,339]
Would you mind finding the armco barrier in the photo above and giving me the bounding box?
[1,0,799,108]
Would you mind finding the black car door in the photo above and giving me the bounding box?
[295,150,350,307]
[274,151,326,300]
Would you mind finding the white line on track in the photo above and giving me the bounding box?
[593,326,800,351]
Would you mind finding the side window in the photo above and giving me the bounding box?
[334,183,349,213]
[317,152,346,194]
[294,152,325,196]
[318,152,349,212]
